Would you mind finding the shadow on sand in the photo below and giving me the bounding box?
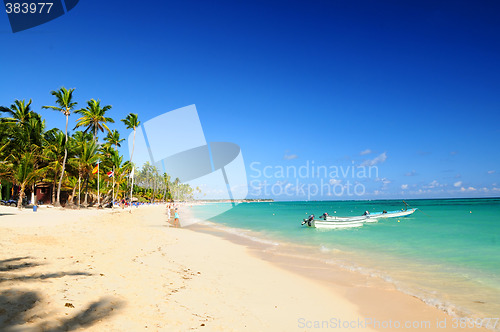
[0,257,124,331]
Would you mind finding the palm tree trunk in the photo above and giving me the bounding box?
[112,166,115,205]
[31,184,35,205]
[130,128,136,162]
[17,182,26,210]
[78,173,81,209]
[83,174,89,206]
[67,185,76,207]
[55,150,67,207]
[52,175,57,204]
[55,114,69,207]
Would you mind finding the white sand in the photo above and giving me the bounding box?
[0,205,488,331]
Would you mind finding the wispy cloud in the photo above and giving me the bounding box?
[488,170,496,174]
[361,152,387,166]
[460,186,477,192]
[360,149,372,156]
[283,151,298,160]
[375,177,391,184]
[401,184,409,190]
[423,180,443,189]
[418,151,431,156]
[450,151,458,156]
[405,170,417,177]
[329,178,342,185]
[454,181,462,187]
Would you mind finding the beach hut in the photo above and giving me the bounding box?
[35,182,52,205]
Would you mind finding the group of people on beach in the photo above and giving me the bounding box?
[166,203,180,227]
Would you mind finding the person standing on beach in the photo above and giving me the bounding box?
[174,209,180,227]
[167,205,171,220]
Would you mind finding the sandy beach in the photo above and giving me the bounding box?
[0,205,488,331]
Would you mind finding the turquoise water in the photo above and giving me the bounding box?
[191,199,500,321]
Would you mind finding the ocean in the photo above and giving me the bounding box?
[190,198,500,325]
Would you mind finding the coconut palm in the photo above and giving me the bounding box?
[42,88,77,207]
[1,100,44,151]
[0,99,36,127]
[104,129,124,148]
[0,101,46,207]
[43,129,66,204]
[10,150,46,209]
[65,176,78,207]
[109,151,131,200]
[74,99,114,141]
[71,131,99,207]
[121,113,140,162]
[121,113,140,204]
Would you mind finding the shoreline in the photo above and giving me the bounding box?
[182,205,495,332]
[0,204,492,331]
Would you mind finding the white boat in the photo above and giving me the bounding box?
[367,208,417,220]
[302,215,365,229]
[312,219,365,229]
[324,215,368,222]
[301,203,417,229]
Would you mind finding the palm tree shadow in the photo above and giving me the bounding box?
[0,262,40,272]
[0,289,40,328]
[0,256,33,264]
[0,257,90,283]
[0,271,92,283]
[0,257,125,331]
[43,297,124,332]
[0,290,124,332]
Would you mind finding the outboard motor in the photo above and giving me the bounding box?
[302,214,315,226]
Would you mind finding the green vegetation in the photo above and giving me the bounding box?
[0,87,196,209]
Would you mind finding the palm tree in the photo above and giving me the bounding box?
[121,113,140,162]
[42,87,77,207]
[74,136,100,206]
[65,176,79,207]
[11,151,46,209]
[43,129,66,204]
[121,113,140,205]
[1,101,46,208]
[104,129,124,148]
[113,158,132,200]
[0,99,36,127]
[75,99,114,141]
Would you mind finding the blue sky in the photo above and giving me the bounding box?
[1,0,499,200]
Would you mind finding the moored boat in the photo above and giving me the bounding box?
[300,202,417,228]
[312,219,365,229]
[301,214,366,228]
[367,208,417,219]
[324,215,368,222]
